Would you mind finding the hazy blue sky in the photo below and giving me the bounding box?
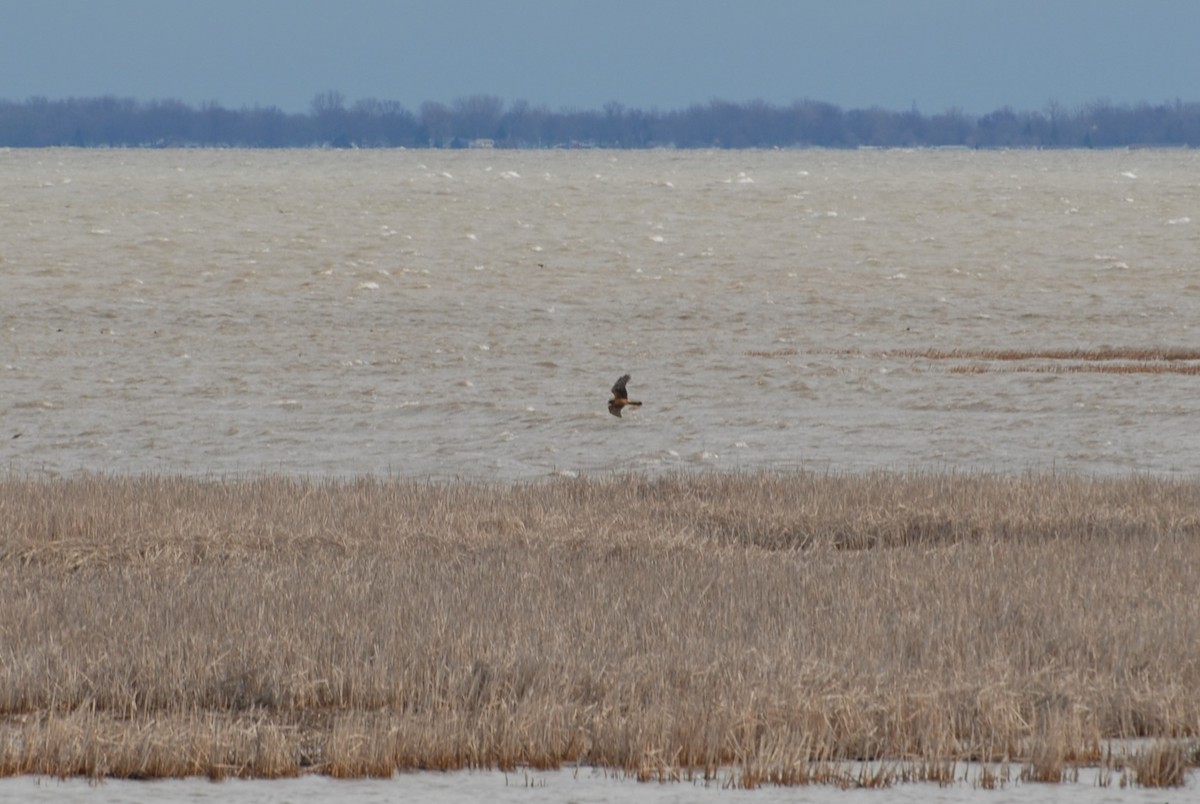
[3,1,1198,115]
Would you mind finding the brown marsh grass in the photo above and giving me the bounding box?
[891,347,1200,362]
[0,471,1197,786]
[747,345,1200,375]
[898,346,1200,376]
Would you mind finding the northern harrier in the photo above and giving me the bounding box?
[608,374,642,417]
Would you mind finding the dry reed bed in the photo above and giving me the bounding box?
[1,471,1198,786]
[746,345,1200,375]
[900,346,1200,376]
[946,362,1200,375]
[890,347,1200,362]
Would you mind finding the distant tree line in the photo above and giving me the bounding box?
[2,92,1199,149]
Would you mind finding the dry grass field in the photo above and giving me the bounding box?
[0,471,1197,787]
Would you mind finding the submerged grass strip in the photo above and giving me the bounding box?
[745,346,1200,375]
[946,362,1200,375]
[1,471,1198,785]
[890,347,1200,362]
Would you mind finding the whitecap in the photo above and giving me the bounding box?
[1167,217,1191,225]
[356,281,379,290]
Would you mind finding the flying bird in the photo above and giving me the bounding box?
[608,374,642,417]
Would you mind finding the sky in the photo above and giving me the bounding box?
[3,1,1199,117]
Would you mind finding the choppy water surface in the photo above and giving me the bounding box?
[3,148,1200,479]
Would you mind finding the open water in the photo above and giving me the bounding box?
[4,147,1200,480]
[4,146,1200,799]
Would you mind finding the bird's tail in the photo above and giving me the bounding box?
[627,400,642,407]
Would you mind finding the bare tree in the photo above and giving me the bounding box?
[452,94,504,141]
[310,90,346,117]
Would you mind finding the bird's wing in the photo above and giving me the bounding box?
[608,402,623,417]
[611,374,630,400]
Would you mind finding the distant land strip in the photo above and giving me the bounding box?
[2,93,1199,148]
